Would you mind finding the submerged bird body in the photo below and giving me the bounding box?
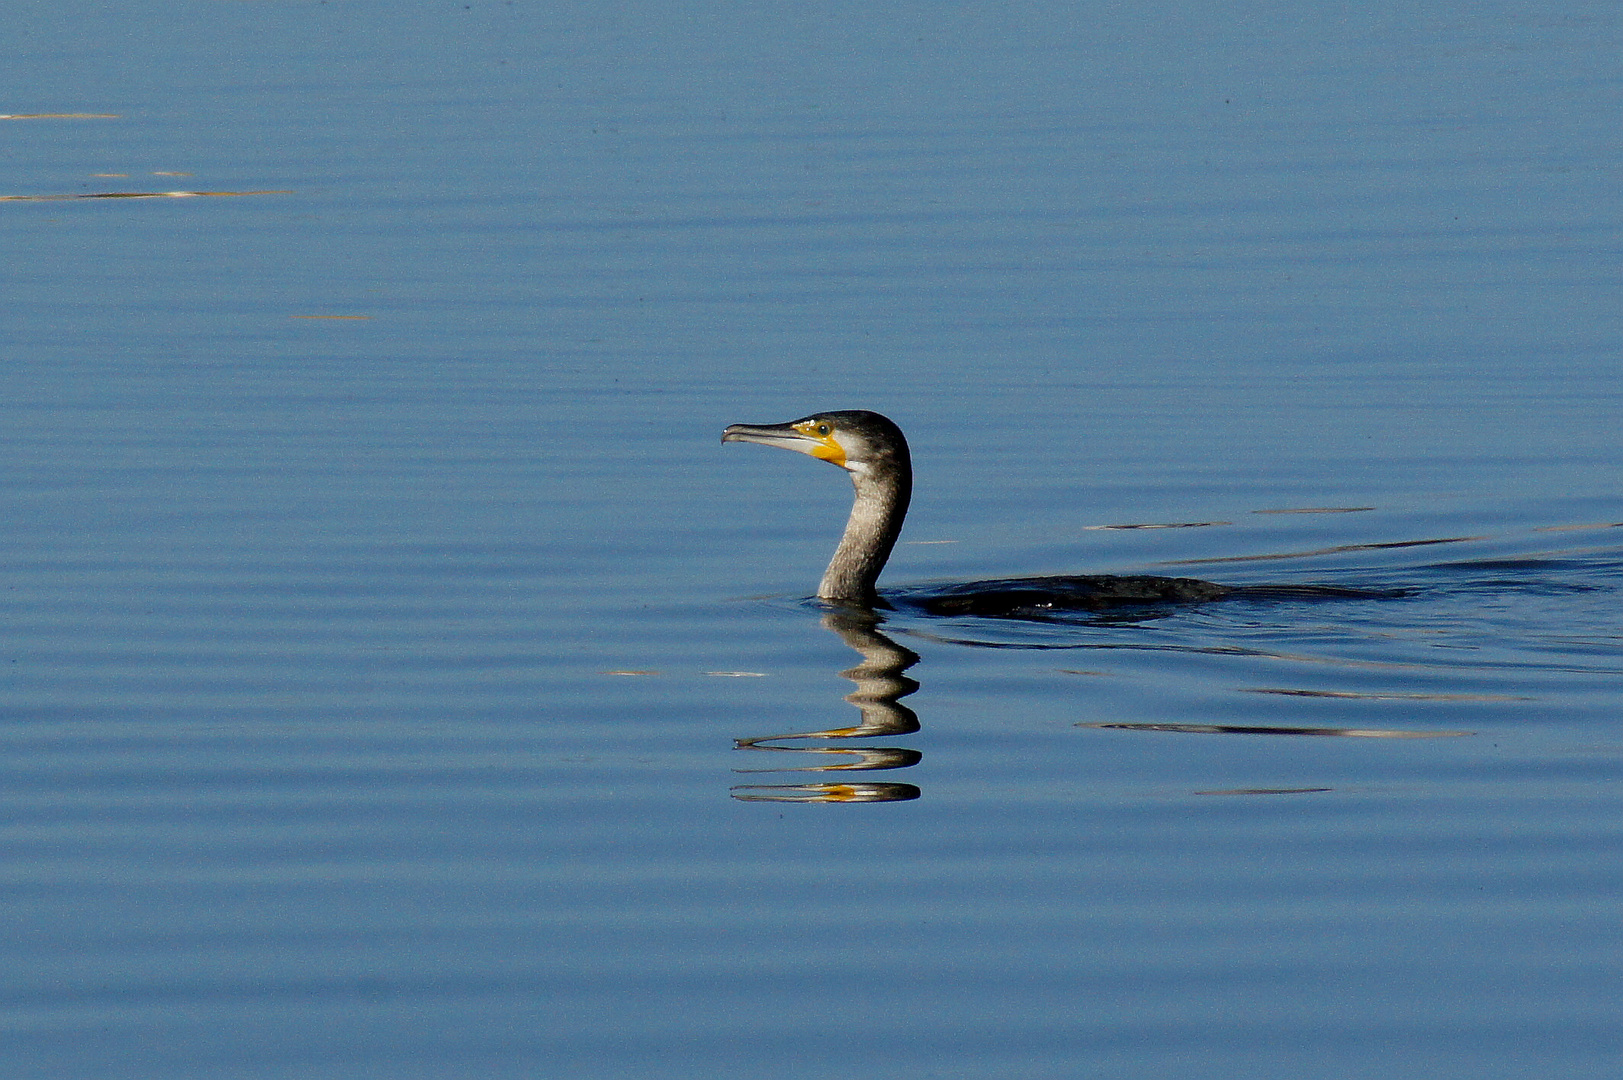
[899,575,1231,616]
[722,409,1232,615]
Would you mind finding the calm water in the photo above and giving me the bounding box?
[5,2,1622,1077]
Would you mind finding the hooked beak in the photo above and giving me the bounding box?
[722,420,848,467]
[722,422,818,452]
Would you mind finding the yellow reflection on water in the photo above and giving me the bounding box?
[730,782,920,803]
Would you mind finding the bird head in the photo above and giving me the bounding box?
[721,410,909,479]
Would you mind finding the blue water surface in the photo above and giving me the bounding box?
[3,2,1621,1077]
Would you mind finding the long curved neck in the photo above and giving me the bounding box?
[819,462,911,605]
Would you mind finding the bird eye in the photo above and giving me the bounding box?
[816,424,830,435]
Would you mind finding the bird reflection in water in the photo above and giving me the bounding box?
[731,610,922,803]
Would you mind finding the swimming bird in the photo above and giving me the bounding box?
[722,409,1235,616]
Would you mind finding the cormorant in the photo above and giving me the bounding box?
[722,409,1235,616]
